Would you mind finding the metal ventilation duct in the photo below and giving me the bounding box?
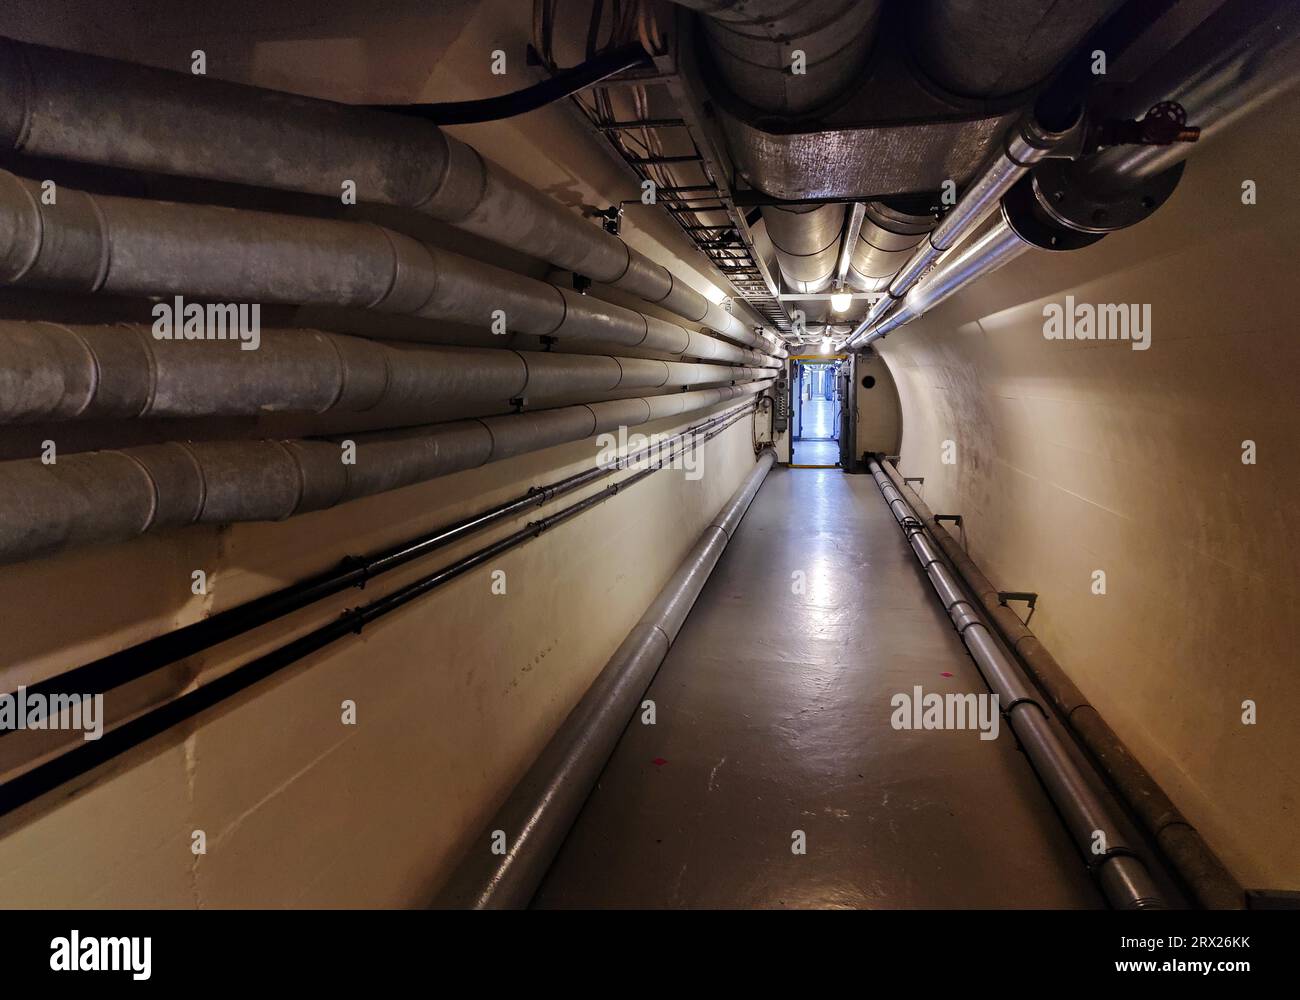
[673,0,884,116]
[846,201,938,293]
[907,0,1129,100]
[761,202,846,294]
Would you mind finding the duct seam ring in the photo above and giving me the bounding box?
[11,41,35,150]
[50,322,103,418]
[273,439,309,518]
[84,192,112,292]
[116,449,163,534]
[370,225,406,311]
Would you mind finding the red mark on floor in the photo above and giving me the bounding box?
[652,757,668,767]
[940,672,954,678]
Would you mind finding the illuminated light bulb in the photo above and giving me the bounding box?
[821,337,832,353]
[830,291,852,313]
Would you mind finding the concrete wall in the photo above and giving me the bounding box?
[877,89,1300,891]
[0,0,768,905]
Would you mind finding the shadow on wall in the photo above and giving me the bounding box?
[873,88,1300,891]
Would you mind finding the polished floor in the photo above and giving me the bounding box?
[793,397,840,466]
[534,466,1103,908]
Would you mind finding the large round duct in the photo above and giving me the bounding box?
[761,202,846,294]
[846,201,938,293]
[908,0,1128,99]
[676,0,884,117]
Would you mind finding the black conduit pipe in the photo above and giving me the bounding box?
[0,406,758,819]
[375,43,650,125]
[0,402,757,718]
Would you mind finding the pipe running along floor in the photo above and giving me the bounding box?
[533,466,1103,908]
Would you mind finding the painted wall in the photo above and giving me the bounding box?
[877,89,1300,891]
[855,352,903,457]
[0,0,769,905]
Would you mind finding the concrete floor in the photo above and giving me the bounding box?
[534,466,1103,909]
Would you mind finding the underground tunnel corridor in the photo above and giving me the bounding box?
[0,0,1297,982]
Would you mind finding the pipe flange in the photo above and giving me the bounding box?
[1030,157,1186,234]
[1001,175,1106,252]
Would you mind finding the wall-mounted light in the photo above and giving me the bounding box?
[821,337,832,353]
[830,291,852,313]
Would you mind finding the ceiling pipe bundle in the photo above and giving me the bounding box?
[868,459,1166,910]
[0,38,771,349]
[436,447,777,909]
[0,320,769,425]
[0,170,780,369]
[672,0,883,307]
[844,201,938,294]
[0,380,771,567]
[845,109,1076,347]
[849,0,1300,348]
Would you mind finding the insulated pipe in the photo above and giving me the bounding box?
[876,459,1244,909]
[0,320,769,424]
[849,1,1288,350]
[0,417,765,820]
[6,401,757,709]
[0,380,772,566]
[674,0,884,116]
[846,111,1075,346]
[867,459,1165,910]
[436,447,777,908]
[761,202,846,294]
[0,38,765,348]
[1080,0,1300,194]
[0,170,780,369]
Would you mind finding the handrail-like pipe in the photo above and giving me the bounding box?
[877,459,1244,909]
[0,401,756,713]
[0,416,766,820]
[435,448,777,908]
[867,458,1167,910]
